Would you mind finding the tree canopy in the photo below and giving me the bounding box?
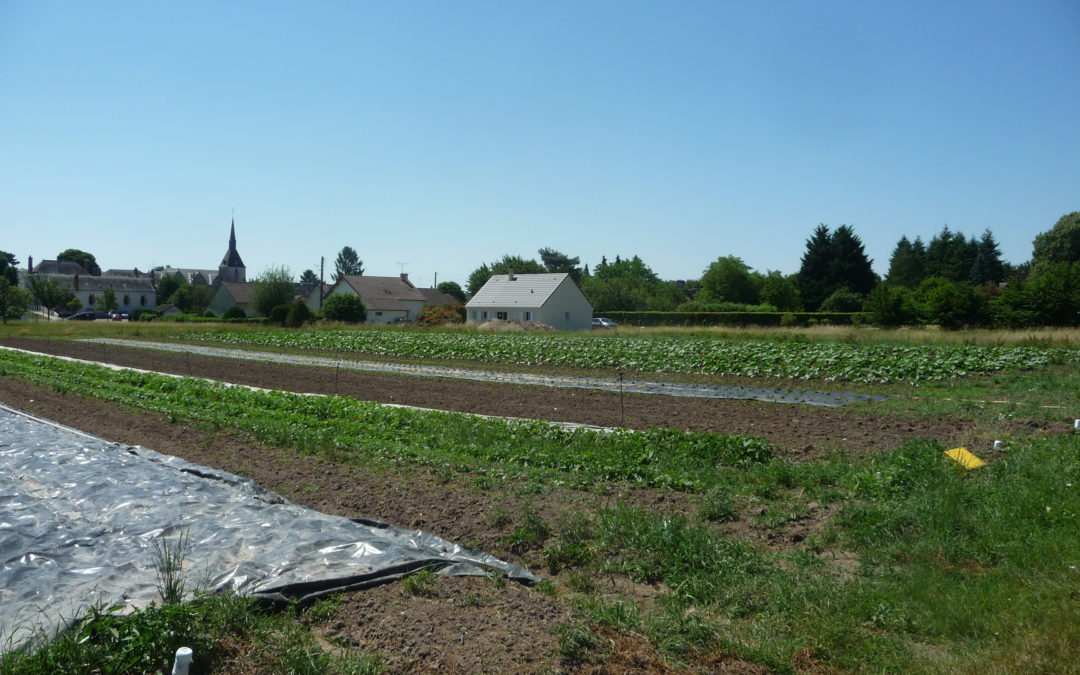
[1032,212,1080,272]
[538,247,582,282]
[0,278,30,323]
[436,281,466,303]
[797,224,876,311]
[252,266,295,317]
[57,249,101,276]
[698,256,759,305]
[299,269,319,284]
[28,277,70,318]
[334,246,364,281]
[322,293,367,323]
[0,251,18,285]
[465,255,545,297]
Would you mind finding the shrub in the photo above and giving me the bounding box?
[202,309,216,318]
[222,306,247,321]
[284,300,313,328]
[819,287,865,313]
[322,294,367,323]
[417,303,465,326]
[269,304,291,325]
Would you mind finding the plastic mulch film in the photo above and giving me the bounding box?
[0,405,537,654]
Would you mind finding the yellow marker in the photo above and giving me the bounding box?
[944,447,986,469]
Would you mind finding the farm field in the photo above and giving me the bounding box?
[2,324,1080,673]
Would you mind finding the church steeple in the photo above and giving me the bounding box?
[218,218,246,283]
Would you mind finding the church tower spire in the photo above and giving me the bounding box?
[218,217,246,284]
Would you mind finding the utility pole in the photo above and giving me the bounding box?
[319,256,325,309]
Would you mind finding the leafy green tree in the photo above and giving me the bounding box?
[299,269,319,284]
[334,246,364,281]
[437,281,467,303]
[252,266,295,317]
[1032,212,1080,273]
[57,249,101,276]
[758,271,802,311]
[172,284,213,314]
[0,251,18,285]
[886,235,926,288]
[223,306,247,321]
[865,284,917,327]
[538,247,582,282]
[915,277,987,329]
[699,256,759,305]
[97,287,118,312]
[0,278,31,323]
[155,273,186,305]
[28,277,71,319]
[580,255,677,311]
[322,293,367,322]
[465,255,546,297]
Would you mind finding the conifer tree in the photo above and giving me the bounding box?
[797,224,834,311]
[886,235,926,288]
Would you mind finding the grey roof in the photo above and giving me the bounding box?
[337,275,427,305]
[31,260,87,275]
[418,288,462,306]
[160,267,217,286]
[217,281,255,304]
[466,273,578,308]
[102,269,149,278]
[26,272,156,293]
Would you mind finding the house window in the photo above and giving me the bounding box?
[88,294,95,305]
[123,295,130,305]
[565,312,570,320]
[496,311,507,320]
[140,296,147,306]
[523,311,532,321]
[481,311,488,320]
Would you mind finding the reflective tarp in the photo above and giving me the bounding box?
[0,405,537,653]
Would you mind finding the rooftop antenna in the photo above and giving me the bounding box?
[397,262,410,274]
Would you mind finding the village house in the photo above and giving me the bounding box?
[466,272,593,331]
[310,273,427,324]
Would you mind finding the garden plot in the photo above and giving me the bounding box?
[83,338,884,407]
[0,405,535,654]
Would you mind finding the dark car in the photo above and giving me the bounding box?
[67,311,98,321]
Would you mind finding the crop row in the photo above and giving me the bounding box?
[176,329,1070,383]
[0,350,772,491]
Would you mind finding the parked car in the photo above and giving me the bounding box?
[67,311,98,321]
[109,311,128,321]
[591,317,618,329]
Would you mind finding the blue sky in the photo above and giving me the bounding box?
[3,1,1078,289]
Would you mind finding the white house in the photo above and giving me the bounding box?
[466,273,593,331]
[316,274,427,324]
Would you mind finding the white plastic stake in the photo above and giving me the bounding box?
[1074,419,1080,430]
[993,440,1003,450]
[171,647,193,675]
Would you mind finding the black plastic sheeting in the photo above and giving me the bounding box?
[0,405,537,654]
[85,338,886,407]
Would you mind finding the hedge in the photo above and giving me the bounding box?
[601,311,865,327]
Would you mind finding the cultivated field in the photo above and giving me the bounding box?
[2,322,1079,673]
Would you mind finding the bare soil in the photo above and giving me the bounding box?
[0,337,1068,672]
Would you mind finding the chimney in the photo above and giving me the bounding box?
[400,272,414,287]
[27,255,33,274]
[74,273,80,291]
[508,270,516,281]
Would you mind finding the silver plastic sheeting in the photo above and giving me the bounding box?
[0,406,537,653]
